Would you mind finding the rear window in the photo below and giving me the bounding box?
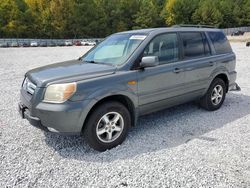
[207,31,232,54]
[180,32,210,59]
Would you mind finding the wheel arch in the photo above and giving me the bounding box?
[213,73,229,92]
[81,94,137,133]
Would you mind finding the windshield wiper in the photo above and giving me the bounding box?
[85,60,97,64]
[84,60,114,66]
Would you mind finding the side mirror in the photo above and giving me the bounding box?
[140,56,159,68]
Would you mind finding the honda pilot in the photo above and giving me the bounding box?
[19,26,240,151]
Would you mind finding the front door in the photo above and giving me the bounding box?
[137,33,187,115]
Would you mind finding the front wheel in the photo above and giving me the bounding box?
[200,78,226,111]
[83,101,131,151]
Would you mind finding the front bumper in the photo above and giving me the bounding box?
[18,87,95,135]
[18,98,92,135]
[18,102,49,132]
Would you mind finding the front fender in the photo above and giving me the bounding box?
[77,89,138,133]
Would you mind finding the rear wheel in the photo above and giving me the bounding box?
[83,101,131,151]
[200,78,226,111]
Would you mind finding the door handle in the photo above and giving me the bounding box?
[173,68,183,73]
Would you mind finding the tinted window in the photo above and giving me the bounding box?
[143,33,179,65]
[208,31,232,54]
[180,32,210,59]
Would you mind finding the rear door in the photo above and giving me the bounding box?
[179,32,215,96]
[207,31,236,85]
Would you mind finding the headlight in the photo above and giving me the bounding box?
[43,82,77,103]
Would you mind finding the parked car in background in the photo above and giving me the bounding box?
[39,42,47,47]
[231,30,245,36]
[65,40,73,46]
[19,26,240,151]
[81,40,89,46]
[47,41,57,47]
[74,40,82,46]
[81,40,96,46]
[57,41,65,47]
[52,41,57,47]
[10,41,19,47]
[30,41,39,47]
[0,42,9,48]
[88,41,96,46]
[22,42,30,47]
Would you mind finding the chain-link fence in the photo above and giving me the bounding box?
[1,26,250,47]
[222,26,250,35]
[0,38,103,47]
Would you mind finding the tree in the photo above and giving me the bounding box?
[25,0,53,38]
[173,0,199,24]
[50,0,74,38]
[98,0,141,34]
[232,0,250,27]
[218,0,236,28]
[192,0,223,27]
[0,0,30,38]
[161,0,199,26]
[70,0,107,38]
[133,0,160,29]
[161,0,176,26]
[0,0,250,38]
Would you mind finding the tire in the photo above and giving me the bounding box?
[200,78,226,111]
[83,101,131,151]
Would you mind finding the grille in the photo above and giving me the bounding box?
[23,77,36,95]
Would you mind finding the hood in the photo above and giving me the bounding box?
[26,60,116,87]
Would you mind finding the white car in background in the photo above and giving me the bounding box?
[81,41,96,46]
[88,41,96,46]
[30,41,38,47]
[65,40,73,46]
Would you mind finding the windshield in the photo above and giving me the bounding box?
[82,33,147,65]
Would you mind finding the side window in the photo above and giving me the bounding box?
[207,31,232,54]
[180,32,210,59]
[202,33,211,56]
[143,33,179,65]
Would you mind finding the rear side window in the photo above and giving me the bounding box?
[207,31,232,54]
[180,32,210,59]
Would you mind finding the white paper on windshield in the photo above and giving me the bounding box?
[129,35,147,40]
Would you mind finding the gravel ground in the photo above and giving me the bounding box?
[0,43,250,188]
[228,32,250,42]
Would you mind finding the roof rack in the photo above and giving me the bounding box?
[172,24,216,28]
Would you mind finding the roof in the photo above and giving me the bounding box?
[116,27,222,35]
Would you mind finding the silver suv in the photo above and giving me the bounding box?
[19,26,240,151]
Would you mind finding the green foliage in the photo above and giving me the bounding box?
[192,0,223,27]
[162,0,250,28]
[133,0,160,29]
[0,0,29,37]
[162,0,199,25]
[0,0,249,38]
